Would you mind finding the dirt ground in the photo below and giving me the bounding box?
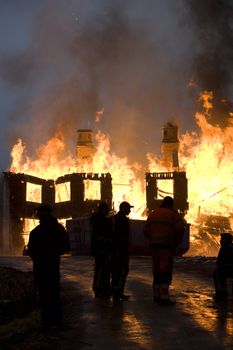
[0,255,233,350]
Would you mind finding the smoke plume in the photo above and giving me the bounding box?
[0,0,232,171]
[186,0,233,125]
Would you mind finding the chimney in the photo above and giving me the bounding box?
[76,129,94,165]
[161,122,179,170]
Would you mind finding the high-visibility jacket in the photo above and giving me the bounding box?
[144,208,184,248]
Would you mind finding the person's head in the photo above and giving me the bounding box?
[98,202,109,216]
[160,196,174,210]
[36,204,53,222]
[119,201,134,216]
[220,233,233,246]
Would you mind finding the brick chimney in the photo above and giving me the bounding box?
[76,129,94,165]
[161,122,179,170]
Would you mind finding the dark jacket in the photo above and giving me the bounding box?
[216,242,233,274]
[90,212,112,256]
[112,212,130,255]
[28,217,70,260]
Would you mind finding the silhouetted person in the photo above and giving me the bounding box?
[90,202,112,297]
[144,196,184,305]
[213,233,233,302]
[28,204,70,329]
[111,201,133,301]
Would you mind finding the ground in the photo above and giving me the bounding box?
[0,255,233,350]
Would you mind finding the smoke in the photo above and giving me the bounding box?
[185,0,233,125]
[0,0,232,172]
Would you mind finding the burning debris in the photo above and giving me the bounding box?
[189,214,232,256]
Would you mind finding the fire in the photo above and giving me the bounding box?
[9,91,233,234]
[95,108,105,123]
[199,90,213,114]
[10,131,146,219]
[10,133,77,178]
[180,92,233,224]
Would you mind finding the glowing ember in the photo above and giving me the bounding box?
[199,90,213,114]
[95,108,105,123]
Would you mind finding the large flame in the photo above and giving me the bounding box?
[181,91,233,223]
[10,130,146,219]
[9,91,233,245]
[10,132,77,178]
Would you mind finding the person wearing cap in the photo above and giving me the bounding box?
[144,196,184,305]
[28,204,70,329]
[213,232,233,302]
[111,201,133,301]
[90,202,112,298]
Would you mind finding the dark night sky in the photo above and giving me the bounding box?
[0,0,232,172]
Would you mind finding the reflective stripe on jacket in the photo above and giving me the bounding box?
[144,208,184,248]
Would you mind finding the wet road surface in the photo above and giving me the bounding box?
[0,256,233,350]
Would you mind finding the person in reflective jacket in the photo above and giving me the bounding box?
[28,204,70,329]
[213,232,233,302]
[144,196,184,305]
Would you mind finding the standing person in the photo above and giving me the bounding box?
[111,201,133,301]
[90,202,112,298]
[28,204,70,329]
[144,196,184,305]
[213,233,233,302]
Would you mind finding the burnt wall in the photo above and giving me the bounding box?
[173,172,189,213]
[54,172,112,218]
[2,172,53,218]
[146,171,188,215]
[0,174,5,251]
[1,172,52,253]
[0,171,112,253]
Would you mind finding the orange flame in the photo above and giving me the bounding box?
[10,133,77,179]
[95,108,105,123]
[9,92,233,232]
[180,110,233,223]
[199,90,213,114]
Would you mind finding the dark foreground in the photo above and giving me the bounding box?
[0,255,233,350]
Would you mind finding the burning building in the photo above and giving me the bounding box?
[0,123,189,255]
[0,171,112,254]
[0,168,189,255]
[2,97,231,256]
